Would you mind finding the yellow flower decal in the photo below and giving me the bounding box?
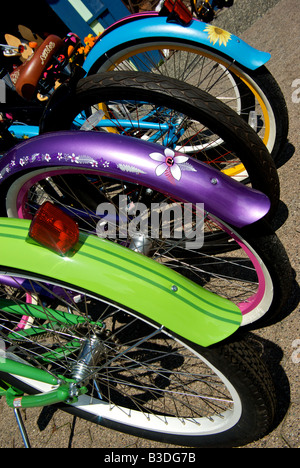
[204,25,232,47]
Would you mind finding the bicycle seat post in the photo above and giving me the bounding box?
[13,407,31,448]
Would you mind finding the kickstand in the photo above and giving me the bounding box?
[14,408,31,448]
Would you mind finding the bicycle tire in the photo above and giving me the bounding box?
[0,163,292,327]
[89,39,288,161]
[0,268,277,447]
[40,71,280,215]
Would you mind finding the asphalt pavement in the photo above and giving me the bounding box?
[0,0,299,449]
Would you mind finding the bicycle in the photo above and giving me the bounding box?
[0,42,292,330]
[0,189,278,448]
[0,34,281,214]
[0,5,290,446]
[0,130,292,329]
[1,0,288,164]
[39,70,280,216]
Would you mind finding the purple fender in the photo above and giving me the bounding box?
[0,131,270,227]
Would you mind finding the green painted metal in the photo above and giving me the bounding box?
[5,382,87,408]
[0,299,94,325]
[0,218,242,347]
[40,339,82,362]
[7,324,59,342]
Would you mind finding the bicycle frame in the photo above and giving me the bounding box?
[0,357,86,409]
[0,131,270,228]
[83,11,271,75]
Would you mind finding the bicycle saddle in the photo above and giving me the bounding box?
[10,35,63,100]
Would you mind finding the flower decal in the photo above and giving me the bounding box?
[70,153,78,163]
[150,148,189,182]
[204,25,232,47]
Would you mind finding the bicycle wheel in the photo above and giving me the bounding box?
[89,39,288,161]
[0,269,276,447]
[40,71,280,213]
[1,163,291,327]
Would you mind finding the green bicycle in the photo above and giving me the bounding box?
[0,200,277,448]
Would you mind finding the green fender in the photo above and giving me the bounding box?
[0,218,242,346]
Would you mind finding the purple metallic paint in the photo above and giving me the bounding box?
[0,131,270,227]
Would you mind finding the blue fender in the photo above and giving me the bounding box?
[83,14,270,75]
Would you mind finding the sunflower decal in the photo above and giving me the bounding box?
[204,25,232,47]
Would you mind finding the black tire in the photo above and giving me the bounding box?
[40,71,280,216]
[245,65,289,160]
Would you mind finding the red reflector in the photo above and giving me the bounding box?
[163,0,193,24]
[29,202,79,255]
